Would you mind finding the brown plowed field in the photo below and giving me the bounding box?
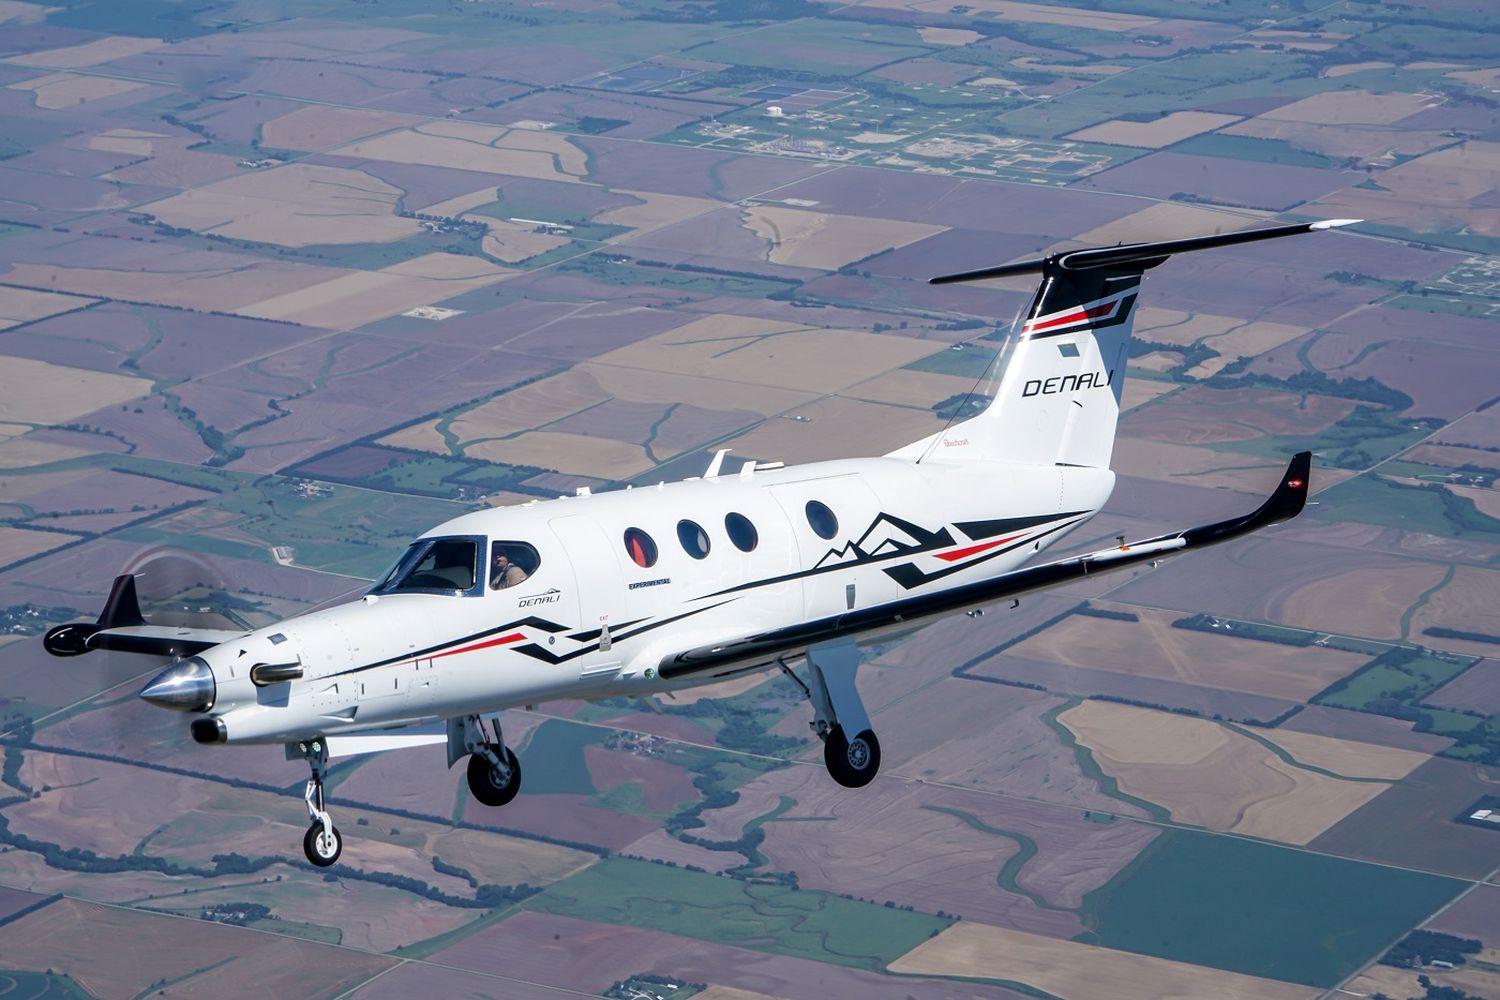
[0,898,393,999]
[1406,565,1500,655]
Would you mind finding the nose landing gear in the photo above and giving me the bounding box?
[452,714,522,807]
[297,740,342,867]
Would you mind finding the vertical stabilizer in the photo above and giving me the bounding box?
[891,220,1360,469]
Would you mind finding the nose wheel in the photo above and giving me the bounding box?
[298,739,342,867]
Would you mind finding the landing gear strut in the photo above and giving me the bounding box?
[452,714,522,807]
[784,639,881,789]
[297,739,342,867]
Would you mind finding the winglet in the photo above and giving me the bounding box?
[97,573,146,628]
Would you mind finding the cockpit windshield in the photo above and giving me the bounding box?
[373,536,481,595]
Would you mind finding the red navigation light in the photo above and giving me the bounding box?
[1287,478,1304,489]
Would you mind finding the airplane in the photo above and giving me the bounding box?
[42,219,1356,866]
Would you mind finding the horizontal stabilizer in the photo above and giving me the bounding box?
[929,220,1360,285]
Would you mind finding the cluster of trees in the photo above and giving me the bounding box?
[1381,930,1482,969]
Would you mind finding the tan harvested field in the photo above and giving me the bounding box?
[1059,700,1398,844]
[0,285,94,328]
[1066,111,1240,149]
[1223,116,1454,159]
[1346,962,1500,1000]
[240,253,513,329]
[1406,443,1500,474]
[0,898,394,998]
[341,121,588,182]
[1111,437,1356,492]
[718,396,937,466]
[419,186,499,218]
[594,189,721,231]
[1262,728,1427,781]
[1279,561,1450,640]
[9,72,148,108]
[0,437,92,466]
[918,26,982,45]
[844,367,976,409]
[0,356,149,424]
[1448,483,1500,520]
[1185,320,1310,377]
[1009,605,1367,701]
[587,363,817,416]
[0,2,53,25]
[466,430,653,479]
[143,163,421,247]
[740,205,944,270]
[595,315,938,394]
[1133,350,1181,373]
[481,220,571,262]
[87,126,164,157]
[1261,88,1436,125]
[0,526,70,565]
[667,670,777,705]
[853,0,1160,31]
[696,988,786,1000]
[425,827,596,886]
[889,922,1316,1000]
[1323,60,1395,77]
[1406,565,1500,656]
[1121,378,1175,412]
[418,366,615,447]
[1011,57,1128,77]
[1448,66,1500,88]
[1,35,163,68]
[259,106,422,152]
[1132,306,1243,346]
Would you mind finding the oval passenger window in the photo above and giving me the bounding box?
[725,512,758,552]
[805,500,838,540]
[623,527,658,569]
[677,519,710,559]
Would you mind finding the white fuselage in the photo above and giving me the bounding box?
[195,455,1113,744]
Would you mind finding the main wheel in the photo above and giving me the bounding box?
[824,726,880,788]
[467,746,522,807]
[303,821,342,867]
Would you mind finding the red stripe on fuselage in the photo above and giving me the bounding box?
[934,532,1026,563]
[431,632,525,660]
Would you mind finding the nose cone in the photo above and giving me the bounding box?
[139,656,215,712]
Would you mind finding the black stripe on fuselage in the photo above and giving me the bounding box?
[884,517,1084,589]
[698,510,1087,601]
[326,615,570,679]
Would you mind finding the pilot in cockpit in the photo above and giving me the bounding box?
[490,546,529,590]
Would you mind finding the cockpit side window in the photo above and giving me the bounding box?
[374,537,481,595]
[490,541,541,591]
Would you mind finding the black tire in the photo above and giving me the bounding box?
[303,821,342,867]
[824,726,880,788]
[467,746,522,807]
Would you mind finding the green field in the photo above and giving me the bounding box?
[518,720,605,796]
[0,970,98,1000]
[1078,828,1465,987]
[1315,473,1500,540]
[524,856,950,970]
[1314,647,1475,714]
[687,20,934,76]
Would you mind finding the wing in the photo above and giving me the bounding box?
[659,452,1311,680]
[43,574,246,659]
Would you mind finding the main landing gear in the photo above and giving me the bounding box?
[451,714,522,808]
[297,740,342,867]
[781,638,881,789]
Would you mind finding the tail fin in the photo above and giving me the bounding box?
[891,219,1359,469]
